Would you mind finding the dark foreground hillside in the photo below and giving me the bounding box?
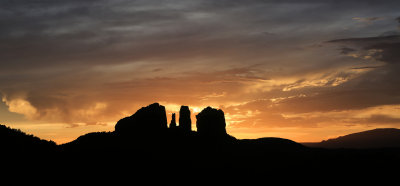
[1,103,400,179]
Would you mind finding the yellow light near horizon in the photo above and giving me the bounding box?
[192,107,202,113]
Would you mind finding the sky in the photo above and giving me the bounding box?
[1,0,400,144]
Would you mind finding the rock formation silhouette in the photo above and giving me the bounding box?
[2,102,400,178]
[196,106,227,137]
[114,103,167,135]
[179,105,191,132]
[169,113,177,128]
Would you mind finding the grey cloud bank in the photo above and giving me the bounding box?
[1,0,400,130]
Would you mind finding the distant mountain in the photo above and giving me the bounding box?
[0,124,57,154]
[303,128,400,149]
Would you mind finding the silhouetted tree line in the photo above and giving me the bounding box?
[0,124,57,154]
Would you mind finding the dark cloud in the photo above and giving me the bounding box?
[339,47,356,54]
[361,114,400,124]
[350,66,383,70]
[2,0,399,73]
[328,35,400,44]
[330,35,400,65]
[275,34,400,113]
[366,42,400,64]
[276,87,400,113]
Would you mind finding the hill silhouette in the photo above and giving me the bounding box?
[303,128,400,149]
[0,124,57,154]
[1,103,400,177]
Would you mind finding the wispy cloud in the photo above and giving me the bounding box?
[352,17,384,24]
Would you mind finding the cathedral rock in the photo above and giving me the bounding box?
[196,107,227,137]
[170,113,177,128]
[179,106,192,132]
[115,103,168,135]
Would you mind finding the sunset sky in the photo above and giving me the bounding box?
[1,0,400,144]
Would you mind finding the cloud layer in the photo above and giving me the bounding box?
[1,0,400,143]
